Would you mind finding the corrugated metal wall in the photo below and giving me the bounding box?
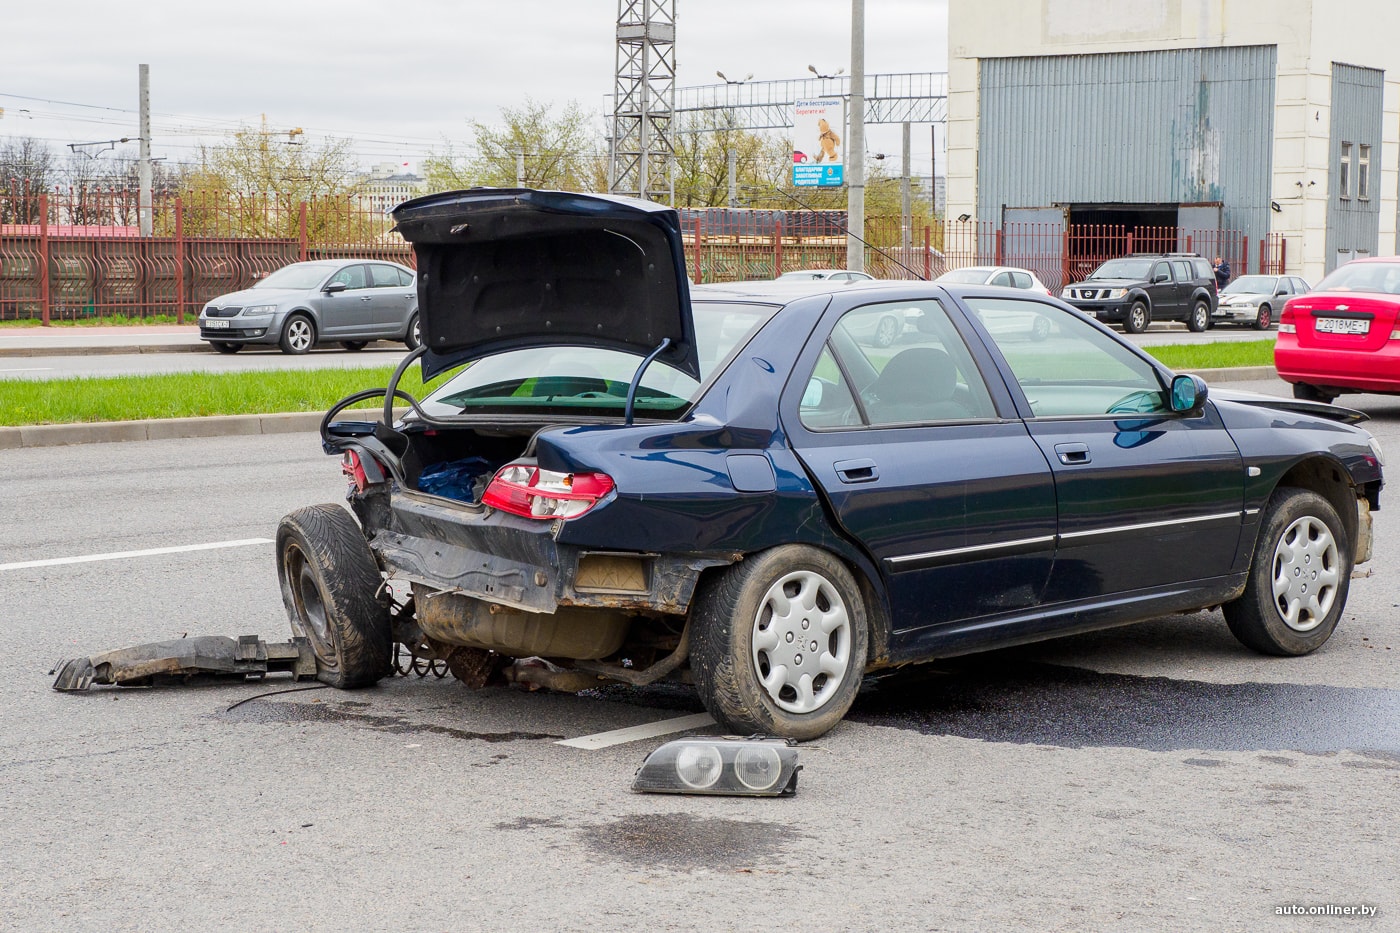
[1325,63,1383,273]
[977,46,1276,245]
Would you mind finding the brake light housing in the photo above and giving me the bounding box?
[1279,307,1296,334]
[482,463,616,519]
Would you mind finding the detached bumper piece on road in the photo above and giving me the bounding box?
[51,635,318,691]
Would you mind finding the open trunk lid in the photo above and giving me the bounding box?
[391,188,698,381]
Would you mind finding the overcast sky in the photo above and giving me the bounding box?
[2,0,947,175]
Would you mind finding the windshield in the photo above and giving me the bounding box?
[1089,258,1154,280]
[1316,261,1400,295]
[1222,275,1277,295]
[936,269,992,285]
[421,301,777,417]
[256,263,338,290]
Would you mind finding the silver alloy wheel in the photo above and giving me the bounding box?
[411,317,420,345]
[1271,514,1340,632]
[750,569,853,714]
[286,317,314,352]
[874,316,899,347]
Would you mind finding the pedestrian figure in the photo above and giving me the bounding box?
[1213,256,1231,290]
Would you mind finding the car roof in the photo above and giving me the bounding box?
[693,279,913,301]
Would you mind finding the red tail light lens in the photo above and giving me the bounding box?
[342,450,370,491]
[1278,308,1296,334]
[482,463,616,519]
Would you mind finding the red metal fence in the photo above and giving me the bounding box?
[1,188,1294,322]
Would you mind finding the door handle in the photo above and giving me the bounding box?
[1054,442,1090,465]
[834,458,879,483]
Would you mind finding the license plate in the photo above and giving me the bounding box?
[204,319,230,329]
[1314,316,1369,335]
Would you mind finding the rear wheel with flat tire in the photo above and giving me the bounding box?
[691,545,868,740]
[1223,487,1350,656]
[1187,300,1210,332]
[1123,301,1149,334]
[276,504,391,687]
[279,314,316,355]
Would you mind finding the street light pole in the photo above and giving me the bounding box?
[846,0,865,272]
[138,64,152,238]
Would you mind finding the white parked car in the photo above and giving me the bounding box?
[935,265,1052,295]
[1214,274,1311,330]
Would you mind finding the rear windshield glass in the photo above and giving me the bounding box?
[256,263,339,289]
[1315,262,1400,295]
[1089,259,1153,280]
[420,301,777,417]
[1222,275,1277,294]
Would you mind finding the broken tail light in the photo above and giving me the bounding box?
[342,450,370,491]
[482,463,615,520]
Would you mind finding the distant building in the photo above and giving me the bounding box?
[356,163,428,215]
[947,0,1400,282]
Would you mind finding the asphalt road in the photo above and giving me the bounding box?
[2,377,1396,931]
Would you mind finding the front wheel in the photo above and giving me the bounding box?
[276,504,391,687]
[1123,301,1149,334]
[1223,487,1350,656]
[1187,300,1210,332]
[1253,304,1273,330]
[279,314,316,355]
[691,546,868,740]
[210,341,242,354]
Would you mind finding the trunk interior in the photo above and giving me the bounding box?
[398,424,543,504]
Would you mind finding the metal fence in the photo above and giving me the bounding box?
[1,188,1295,322]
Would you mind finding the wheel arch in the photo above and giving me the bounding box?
[690,537,893,669]
[1272,456,1359,555]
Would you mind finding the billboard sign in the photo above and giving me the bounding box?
[792,99,845,188]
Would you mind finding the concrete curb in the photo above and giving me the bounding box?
[0,368,1287,451]
[0,343,209,358]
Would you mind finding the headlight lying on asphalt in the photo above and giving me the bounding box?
[632,737,800,796]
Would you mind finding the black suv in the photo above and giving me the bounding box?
[1062,253,1218,333]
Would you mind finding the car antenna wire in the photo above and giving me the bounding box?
[625,338,672,426]
[745,186,929,281]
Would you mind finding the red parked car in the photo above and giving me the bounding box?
[1276,257,1400,402]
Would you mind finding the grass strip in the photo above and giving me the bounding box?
[0,315,184,328]
[1144,339,1275,370]
[0,365,444,427]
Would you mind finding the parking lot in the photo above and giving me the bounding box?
[1,377,1395,931]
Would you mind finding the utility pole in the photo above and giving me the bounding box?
[846,0,865,272]
[901,122,911,254]
[727,148,738,206]
[138,64,152,237]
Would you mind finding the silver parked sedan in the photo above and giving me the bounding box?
[198,259,421,354]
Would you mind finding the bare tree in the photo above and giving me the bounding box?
[425,99,603,193]
[0,137,56,222]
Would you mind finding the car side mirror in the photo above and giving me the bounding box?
[324,282,348,294]
[1153,273,1169,283]
[1170,373,1209,414]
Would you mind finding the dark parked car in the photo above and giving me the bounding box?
[276,189,1383,740]
[1062,253,1218,333]
[198,259,421,354]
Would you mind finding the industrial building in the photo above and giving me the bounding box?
[946,0,1400,284]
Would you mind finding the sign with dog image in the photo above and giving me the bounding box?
[792,99,845,187]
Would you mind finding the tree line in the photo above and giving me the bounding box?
[2,98,935,229]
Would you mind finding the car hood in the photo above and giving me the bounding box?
[391,188,698,381]
[1209,387,1369,425]
[1071,278,1141,288]
[1219,291,1269,303]
[206,288,304,307]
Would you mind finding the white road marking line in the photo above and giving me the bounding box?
[557,712,717,750]
[0,538,274,572]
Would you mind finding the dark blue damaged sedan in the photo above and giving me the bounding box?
[276,189,1384,740]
